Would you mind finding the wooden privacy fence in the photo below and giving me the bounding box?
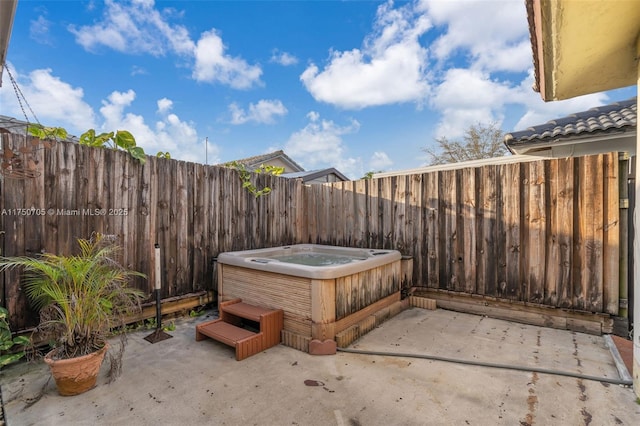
[0,136,304,330]
[312,154,620,321]
[1,134,621,331]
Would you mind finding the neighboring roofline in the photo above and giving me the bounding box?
[506,131,636,155]
[504,98,636,151]
[372,155,551,178]
[281,168,349,182]
[0,0,18,87]
[229,150,305,172]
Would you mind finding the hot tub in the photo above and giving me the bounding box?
[216,244,402,351]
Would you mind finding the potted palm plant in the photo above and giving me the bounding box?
[0,233,145,395]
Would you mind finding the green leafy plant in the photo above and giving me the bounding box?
[27,125,167,165]
[163,320,176,332]
[226,161,285,197]
[189,308,206,317]
[0,307,30,368]
[79,129,147,164]
[0,234,146,360]
[27,124,68,143]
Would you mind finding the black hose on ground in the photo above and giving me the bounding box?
[336,347,633,386]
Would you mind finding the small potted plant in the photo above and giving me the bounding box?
[0,233,145,395]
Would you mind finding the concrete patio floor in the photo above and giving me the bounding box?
[1,307,638,425]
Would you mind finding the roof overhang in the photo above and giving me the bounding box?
[529,0,640,101]
[0,0,18,87]
[506,130,636,156]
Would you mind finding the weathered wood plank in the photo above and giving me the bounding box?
[546,159,560,307]
[477,165,497,296]
[368,178,380,248]
[191,163,205,290]
[602,153,619,315]
[392,176,407,254]
[438,170,456,289]
[1,135,28,328]
[416,288,609,335]
[334,182,345,246]
[579,155,604,312]
[407,174,422,287]
[461,167,476,293]
[380,177,394,250]
[354,179,367,247]
[525,160,546,304]
[503,162,521,301]
[426,171,439,287]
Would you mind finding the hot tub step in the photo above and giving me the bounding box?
[196,319,257,346]
[196,298,284,360]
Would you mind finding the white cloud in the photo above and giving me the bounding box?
[283,113,361,179]
[30,15,53,45]
[0,65,96,134]
[69,0,195,56]
[157,98,173,114]
[192,30,262,89]
[0,65,218,164]
[300,0,431,109]
[369,152,393,171]
[424,0,530,72]
[431,68,512,137]
[417,0,611,139]
[97,90,198,157]
[131,65,148,76]
[429,67,613,139]
[229,100,287,125]
[68,0,261,89]
[270,50,298,66]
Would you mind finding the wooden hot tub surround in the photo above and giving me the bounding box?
[216,245,402,352]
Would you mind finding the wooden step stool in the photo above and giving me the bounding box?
[196,298,284,361]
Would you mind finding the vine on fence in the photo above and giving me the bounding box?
[25,125,172,164]
[226,161,285,197]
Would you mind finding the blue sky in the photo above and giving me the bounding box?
[1,0,636,179]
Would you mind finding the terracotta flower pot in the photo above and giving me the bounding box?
[44,344,109,396]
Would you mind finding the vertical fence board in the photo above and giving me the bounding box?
[477,166,497,296]
[192,163,206,289]
[426,172,439,287]
[354,179,367,247]
[335,182,345,246]
[438,171,454,289]
[452,170,465,292]
[393,176,407,254]
[368,178,380,247]
[579,155,604,312]
[503,163,521,300]
[546,159,560,307]
[555,158,574,307]
[407,174,422,286]
[380,177,394,250]
[525,161,546,303]
[603,153,619,314]
[1,136,28,327]
[461,168,476,293]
